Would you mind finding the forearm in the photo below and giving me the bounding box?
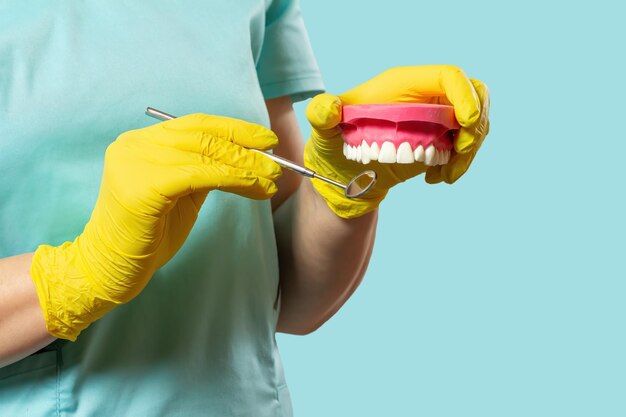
[0,253,55,368]
[275,178,378,334]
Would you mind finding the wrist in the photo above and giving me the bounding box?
[30,237,117,341]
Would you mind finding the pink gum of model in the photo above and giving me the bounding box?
[339,103,460,164]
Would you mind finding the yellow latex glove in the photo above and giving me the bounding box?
[30,114,281,341]
[304,65,490,218]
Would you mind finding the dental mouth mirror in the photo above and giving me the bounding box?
[145,107,377,199]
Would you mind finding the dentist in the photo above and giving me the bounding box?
[0,1,489,415]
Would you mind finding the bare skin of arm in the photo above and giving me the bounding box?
[267,96,378,335]
[0,253,55,368]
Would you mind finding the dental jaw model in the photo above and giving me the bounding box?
[339,104,460,165]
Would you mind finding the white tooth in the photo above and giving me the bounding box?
[347,145,354,160]
[442,149,450,164]
[433,149,441,165]
[355,145,362,163]
[378,141,397,163]
[343,142,349,158]
[369,142,380,160]
[425,145,436,166]
[396,142,414,164]
[361,140,371,164]
[414,145,425,162]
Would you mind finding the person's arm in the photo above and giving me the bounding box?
[268,97,378,335]
[271,65,489,335]
[0,253,55,368]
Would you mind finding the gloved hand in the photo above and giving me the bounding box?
[304,65,490,218]
[30,113,282,341]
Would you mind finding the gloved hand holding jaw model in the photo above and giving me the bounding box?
[304,65,490,218]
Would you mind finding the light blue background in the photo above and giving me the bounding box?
[278,1,626,416]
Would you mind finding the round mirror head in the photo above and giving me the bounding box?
[345,170,377,199]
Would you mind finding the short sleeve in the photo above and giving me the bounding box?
[256,0,325,102]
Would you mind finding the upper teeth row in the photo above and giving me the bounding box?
[343,141,451,165]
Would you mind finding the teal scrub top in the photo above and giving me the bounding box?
[0,1,324,416]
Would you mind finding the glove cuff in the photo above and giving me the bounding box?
[304,140,387,219]
[30,240,118,341]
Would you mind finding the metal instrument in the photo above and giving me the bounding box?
[145,107,377,199]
